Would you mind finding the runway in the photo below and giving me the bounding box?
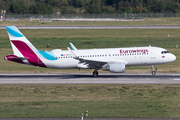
[1,73,180,84]
[1,25,180,29]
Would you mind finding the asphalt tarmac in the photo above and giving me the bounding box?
[1,25,180,29]
[0,73,180,84]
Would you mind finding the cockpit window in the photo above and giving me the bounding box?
[161,51,169,54]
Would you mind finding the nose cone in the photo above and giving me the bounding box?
[171,54,176,62]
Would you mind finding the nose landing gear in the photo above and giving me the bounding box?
[151,65,156,75]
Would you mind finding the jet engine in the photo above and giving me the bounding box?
[102,63,125,73]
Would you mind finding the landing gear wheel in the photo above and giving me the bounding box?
[152,71,156,75]
[93,71,98,77]
[151,65,156,76]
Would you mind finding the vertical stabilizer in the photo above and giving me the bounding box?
[6,26,38,57]
[6,26,46,67]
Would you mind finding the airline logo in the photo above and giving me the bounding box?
[120,49,148,54]
[162,56,165,58]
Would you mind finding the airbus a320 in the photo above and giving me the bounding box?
[4,26,176,77]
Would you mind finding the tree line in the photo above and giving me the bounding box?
[0,0,180,14]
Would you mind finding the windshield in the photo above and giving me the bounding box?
[161,51,169,54]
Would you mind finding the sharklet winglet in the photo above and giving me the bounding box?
[70,42,77,50]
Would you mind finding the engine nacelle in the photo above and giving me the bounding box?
[102,63,125,73]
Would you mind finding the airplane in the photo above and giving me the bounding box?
[4,26,176,77]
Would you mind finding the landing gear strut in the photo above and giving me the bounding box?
[93,70,98,77]
[151,65,156,75]
[92,67,100,77]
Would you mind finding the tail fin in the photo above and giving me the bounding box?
[6,26,46,67]
[6,26,37,57]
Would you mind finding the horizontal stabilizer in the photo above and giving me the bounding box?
[8,56,27,60]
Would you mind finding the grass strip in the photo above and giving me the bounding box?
[0,84,180,118]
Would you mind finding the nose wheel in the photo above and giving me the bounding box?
[93,71,98,77]
[152,71,156,75]
[151,65,156,75]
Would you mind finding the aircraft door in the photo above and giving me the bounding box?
[150,49,156,59]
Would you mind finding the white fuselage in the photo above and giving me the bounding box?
[39,46,176,69]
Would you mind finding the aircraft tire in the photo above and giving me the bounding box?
[152,71,156,75]
[93,71,98,77]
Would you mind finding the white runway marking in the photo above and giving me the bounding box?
[173,79,180,80]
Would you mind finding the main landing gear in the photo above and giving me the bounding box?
[151,65,156,75]
[92,67,100,77]
[93,70,98,77]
